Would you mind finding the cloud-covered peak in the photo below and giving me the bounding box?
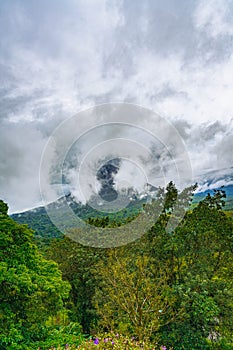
[0,0,232,212]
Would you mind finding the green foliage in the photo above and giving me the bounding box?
[0,199,8,215]
[159,280,220,349]
[163,181,178,213]
[94,250,178,343]
[11,200,143,241]
[147,189,233,348]
[11,207,64,239]
[46,237,105,334]
[86,214,136,228]
[0,202,72,349]
[91,187,232,348]
[31,322,83,350]
[2,184,233,349]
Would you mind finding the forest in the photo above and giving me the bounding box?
[0,183,233,349]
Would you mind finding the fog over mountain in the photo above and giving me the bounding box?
[0,0,233,213]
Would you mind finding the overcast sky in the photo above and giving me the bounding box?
[0,0,233,213]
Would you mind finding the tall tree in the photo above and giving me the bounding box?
[46,237,104,334]
[94,248,179,345]
[155,191,233,349]
[0,200,70,349]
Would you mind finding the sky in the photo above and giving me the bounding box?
[0,0,233,213]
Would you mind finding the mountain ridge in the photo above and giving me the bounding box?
[11,181,233,239]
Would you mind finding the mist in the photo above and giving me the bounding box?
[0,0,233,213]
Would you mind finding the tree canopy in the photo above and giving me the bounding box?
[0,200,71,349]
[46,186,233,349]
[1,184,233,349]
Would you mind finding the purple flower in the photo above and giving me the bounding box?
[112,341,115,345]
[104,338,108,343]
[161,346,167,350]
[94,338,99,345]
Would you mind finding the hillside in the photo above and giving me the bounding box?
[11,184,233,240]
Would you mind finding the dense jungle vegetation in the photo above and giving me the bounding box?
[0,183,233,349]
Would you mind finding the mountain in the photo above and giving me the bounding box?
[11,168,233,239]
[11,182,156,239]
[96,158,120,202]
[193,167,233,210]
[193,184,233,210]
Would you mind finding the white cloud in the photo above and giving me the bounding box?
[0,123,46,212]
[0,0,233,212]
[194,0,233,38]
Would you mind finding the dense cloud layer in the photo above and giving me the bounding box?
[0,0,232,212]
